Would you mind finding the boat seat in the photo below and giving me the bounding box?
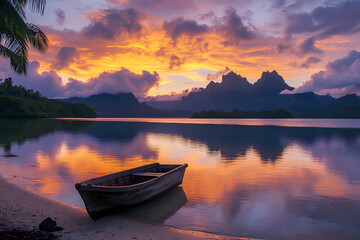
[131,172,164,177]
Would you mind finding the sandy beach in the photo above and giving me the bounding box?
[0,176,254,240]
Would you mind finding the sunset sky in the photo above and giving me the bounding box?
[1,0,360,99]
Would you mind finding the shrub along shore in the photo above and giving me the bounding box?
[0,78,96,118]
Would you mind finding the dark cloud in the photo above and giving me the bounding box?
[169,55,184,69]
[285,1,360,38]
[83,8,145,39]
[55,9,65,25]
[278,36,322,57]
[155,47,166,57]
[271,0,287,8]
[277,43,291,53]
[51,47,77,70]
[217,8,256,46]
[108,0,195,16]
[300,56,321,69]
[163,17,209,42]
[207,66,230,81]
[1,60,160,98]
[192,37,209,52]
[299,37,322,55]
[295,50,360,96]
[199,11,216,21]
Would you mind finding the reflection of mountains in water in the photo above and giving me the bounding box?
[2,119,360,164]
[85,122,360,163]
[0,119,93,154]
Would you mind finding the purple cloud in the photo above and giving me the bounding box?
[51,46,77,70]
[169,55,184,69]
[300,56,321,69]
[295,50,360,96]
[109,0,195,16]
[277,43,291,53]
[217,8,256,46]
[65,68,160,98]
[83,8,145,39]
[1,61,65,98]
[55,9,65,25]
[0,60,160,98]
[299,37,322,55]
[163,17,209,42]
[285,1,360,38]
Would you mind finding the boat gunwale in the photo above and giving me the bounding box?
[75,163,188,192]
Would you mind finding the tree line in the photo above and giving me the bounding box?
[0,77,45,100]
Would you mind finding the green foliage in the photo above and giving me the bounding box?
[0,0,48,74]
[0,77,45,99]
[192,109,294,119]
[0,78,97,118]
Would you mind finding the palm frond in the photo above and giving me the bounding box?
[26,23,48,52]
[0,44,28,74]
[0,0,47,74]
[6,0,26,18]
[7,0,46,16]
[0,0,29,34]
[27,0,46,15]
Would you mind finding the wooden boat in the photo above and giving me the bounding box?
[75,163,188,219]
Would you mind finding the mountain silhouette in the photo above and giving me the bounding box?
[146,71,360,118]
[63,71,360,118]
[159,70,297,112]
[63,93,192,117]
[253,70,295,95]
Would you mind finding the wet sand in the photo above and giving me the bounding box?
[0,176,255,240]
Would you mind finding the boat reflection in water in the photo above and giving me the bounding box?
[118,186,187,223]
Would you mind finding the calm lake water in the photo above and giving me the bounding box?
[1,118,360,239]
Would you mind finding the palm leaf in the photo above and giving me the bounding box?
[26,23,48,52]
[0,0,48,74]
[0,44,28,74]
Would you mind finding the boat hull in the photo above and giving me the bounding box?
[76,164,187,219]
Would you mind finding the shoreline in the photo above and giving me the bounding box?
[56,117,360,129]
[0,176,255,240]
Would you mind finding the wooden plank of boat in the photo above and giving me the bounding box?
[131,172,164,177]
[75,163,188,219]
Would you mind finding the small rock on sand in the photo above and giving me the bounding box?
[39,218,63,232]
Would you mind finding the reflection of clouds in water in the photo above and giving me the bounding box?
[0,126,158,208]
[1,120,360,239]
[294,135,360,181]
[2,131,157,165]
[174,144,360,239]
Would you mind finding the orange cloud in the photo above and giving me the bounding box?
[15,5,359,98]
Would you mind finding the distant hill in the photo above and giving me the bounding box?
[0,78,96,118]
[295,94,360,118]
[146,100,180,110]
[63,93,192,117]
[264,92,335,112]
